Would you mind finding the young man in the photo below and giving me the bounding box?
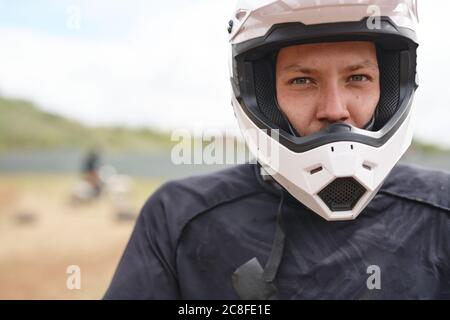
[104,0,450,299]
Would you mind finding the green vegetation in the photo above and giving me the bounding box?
[408,138,449,155]
[0,97,174,152]
[0,96,448,155]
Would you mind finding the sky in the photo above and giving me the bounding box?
[0,0,449,147]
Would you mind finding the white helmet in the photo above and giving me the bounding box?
[229,0,419,221]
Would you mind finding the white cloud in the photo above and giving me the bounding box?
[412,0,450,147]
[0,1,237,132]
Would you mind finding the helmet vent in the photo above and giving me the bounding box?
[310,166,323,175]
[318,177,366,212]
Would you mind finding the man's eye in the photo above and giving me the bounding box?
[349,75,369,82]
[290,77,312,85]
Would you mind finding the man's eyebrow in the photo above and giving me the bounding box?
[282,64,317,74]
[282,60,378,73]
[345,60,378,72]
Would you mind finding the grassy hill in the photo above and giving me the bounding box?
[0,96,448,154]
[0,97,173,152]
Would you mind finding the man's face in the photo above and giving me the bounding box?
[276,41,380,136]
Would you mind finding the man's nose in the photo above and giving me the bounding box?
[315,82,350,123]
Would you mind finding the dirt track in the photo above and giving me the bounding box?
[0,174,161,299]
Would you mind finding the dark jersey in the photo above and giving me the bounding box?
[104,163,450,299]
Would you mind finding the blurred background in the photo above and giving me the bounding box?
[0,0,449,299]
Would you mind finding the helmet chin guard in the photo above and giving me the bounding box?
[233,93,415,221]
[229,0,419,221]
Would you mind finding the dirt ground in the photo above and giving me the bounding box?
[0,173,162,299]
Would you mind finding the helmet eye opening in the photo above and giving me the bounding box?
[232,20,418,152]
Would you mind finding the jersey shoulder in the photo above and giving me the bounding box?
[139,164,265,246]
[380,162,450,212]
